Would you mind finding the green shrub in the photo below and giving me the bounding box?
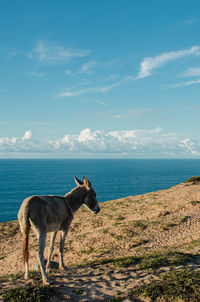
[139,251,193,270]
[190,200,200,205]
[2,285,56,302]
[185,176,200,183]
[135,268,200,301]
[110,256,138,268]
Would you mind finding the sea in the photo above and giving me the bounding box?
[0,159,200,223]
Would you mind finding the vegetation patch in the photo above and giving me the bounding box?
[0,254,6,260]
[130,239,149,248]
[29,271,43,279]
[139,251,194,270]
[132,220,147,230]
[0,272,23,282]
[2,285,56,302]
[115,215,125,221]
[96,248,110,256]
[135,268,200,301]
[163,223,177,230]
[0,221,19,238]
[112,222,124,226]
[185,238,200,250]
[185,176,200,183]
[73,288,84,295]
[75,255,140,269]
[108,256,139,268]
[74,251,194,271]
[180,216,191,224]
[158,211,171,217]
[190,200,200,205]
[80,247,95,255]
[123,228,137,237]
[0,276,10,284]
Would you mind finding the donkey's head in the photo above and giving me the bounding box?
[74,176,100,214]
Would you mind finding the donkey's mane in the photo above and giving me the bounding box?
[63,185,88,214]
[64,185,85,199]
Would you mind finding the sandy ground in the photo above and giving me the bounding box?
[1,181,200,301]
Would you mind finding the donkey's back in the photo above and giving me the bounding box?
[18,195,73,234]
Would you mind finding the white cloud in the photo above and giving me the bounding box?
[104,74,120,82]
[179,138,199,155]
[28,41,91,65]
[181,67,200,77]
[176,19,197,29]
[166,79,200,89]
[96,100,108,106]
[65,69,72,76]
[49,127,200,157]
[8,51,18,59]
[22,130,33,141]
[25,122,53,126]
[0,130,36,152]
[184,19,197,25]
[79,61,96,74]
[78,128,94,143]
[111,108,153,119]
[112,114,123,119]
[136,46,200,79]
[26,71,45,77]
[57,86,107,98]
[57,88,92,97]
[1,128,200,157]
[57,75,134,98]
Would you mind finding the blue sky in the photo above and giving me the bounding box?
[1,0,200,158]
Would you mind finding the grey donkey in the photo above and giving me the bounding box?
[18,176,100,285]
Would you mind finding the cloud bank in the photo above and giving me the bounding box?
[0,129,199,158]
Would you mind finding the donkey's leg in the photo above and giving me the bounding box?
[25,260,29,280]
[20,218,30,281]
[23,230,30,280]
[46,231,57,272]
[59,230,68,270]
[37,232,49,285]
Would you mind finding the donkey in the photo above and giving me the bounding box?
[18,176,100,285]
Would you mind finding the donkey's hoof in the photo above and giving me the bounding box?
[24,274,29,280]
[43,279,51,286]
[59,265,67,271]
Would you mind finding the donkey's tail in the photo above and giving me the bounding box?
[22,205,31,265]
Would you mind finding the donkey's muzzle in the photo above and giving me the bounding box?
[93,206,100,214]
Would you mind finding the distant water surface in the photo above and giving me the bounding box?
[0,159,200,222]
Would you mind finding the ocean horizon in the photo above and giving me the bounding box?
[0,158,200,223]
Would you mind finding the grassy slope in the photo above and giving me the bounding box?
[1,182,200,301]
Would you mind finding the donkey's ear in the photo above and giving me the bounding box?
[83,176,91,190]
[74,176,83,186]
